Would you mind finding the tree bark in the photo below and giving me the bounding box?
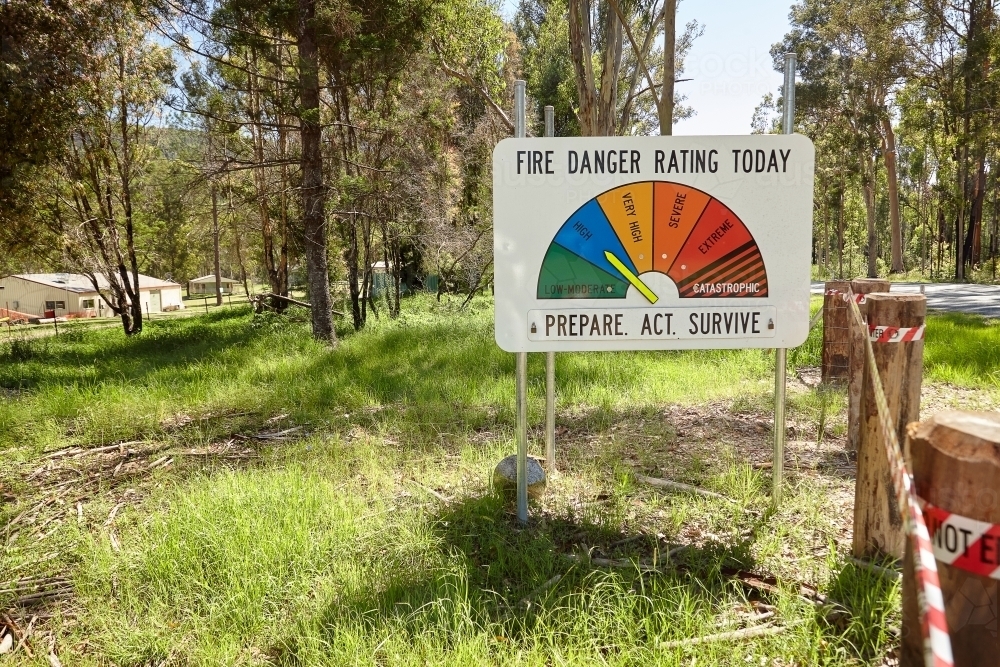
[965,151,986,270]
[597,7,622,136]
[853,294,925,560]
[881,117,904,273]
[821,279,851,385]
[658,0,676,136]
[568,0,597,136]
[297,0,335,343]
[846,278,890,452]
[211,182,222,306]
[862,163,878,278]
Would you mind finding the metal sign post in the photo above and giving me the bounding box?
[514,80,529,525]
[543,105,557,473]
[772,52,797,507]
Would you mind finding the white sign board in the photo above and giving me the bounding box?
[493,135,815,352]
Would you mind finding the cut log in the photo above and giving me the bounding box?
[846,278,890,451]
[900,411,1000,666]
[821,280,851,384]
[853,293,924,560]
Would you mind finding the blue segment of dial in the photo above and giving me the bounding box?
[552,199,638,279]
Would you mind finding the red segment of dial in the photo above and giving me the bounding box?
[667,199,767,297]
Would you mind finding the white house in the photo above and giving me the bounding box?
[0,273,184,319]
[188,275,239,295]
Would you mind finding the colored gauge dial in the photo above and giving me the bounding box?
[537,181,768,301]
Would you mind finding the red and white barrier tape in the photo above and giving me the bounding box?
[920,500,1000,580]
[869,324,925,343]
[846,293,953,667]
[826,289,867,304]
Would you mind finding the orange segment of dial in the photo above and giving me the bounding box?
[652,183,711,274]
[597,183,653,274]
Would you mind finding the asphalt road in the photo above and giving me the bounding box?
[811,282,1000,318]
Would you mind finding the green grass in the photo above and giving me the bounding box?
[923,312,1000,388]
[0,297,780,456]
[1,293,995,666]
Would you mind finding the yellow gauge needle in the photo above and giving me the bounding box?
[604,251,658,304]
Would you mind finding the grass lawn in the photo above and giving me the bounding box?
[1,294,997,665]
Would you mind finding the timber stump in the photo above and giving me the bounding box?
[901,411,1000,666]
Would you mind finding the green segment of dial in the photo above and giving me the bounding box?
[537,243,629,299]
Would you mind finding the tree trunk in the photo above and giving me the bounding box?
[965,152,986,270]
[212,182,223,306]
[838,165,845,278]
[881,116,904,273]
[862,162,878,278]
[597,7,622,136]
[297,0,335,343]
[956,142,968,282]
[568,0,597,136]
[346,213,362,330]
[658,0,676,136]
[116,55,141,336]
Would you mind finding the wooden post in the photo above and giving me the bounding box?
[847,278,891,451]
[901,411,1000,666]
[821,280,851,384]
[853,293,925,560]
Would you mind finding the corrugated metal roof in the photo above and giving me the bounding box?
[13,273,179,293]
[189,275,238,283]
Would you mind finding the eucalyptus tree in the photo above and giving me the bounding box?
[906,0,1000,279]
[0,0,106,272]
[518,0,699,137]
[50,5,174,335]
[776,0,910,276]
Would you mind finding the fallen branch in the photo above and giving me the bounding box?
[0,577,71,595]
[251,426,303,441]
[405,479,452,503]
[634,474,733,502]
[564,553,660,573]
[104,502,125,527]
[658,620,804,648]
[12,614,36,657]
[253,293,345,316]
[519,574,563,608]
[0,613,22,644]
[847,556,900,581]
[13,587,73,606]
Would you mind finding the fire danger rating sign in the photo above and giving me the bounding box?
[493,135,815,352]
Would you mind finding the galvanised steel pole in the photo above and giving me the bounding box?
[514,80,529,524]
[543,105,556,472]
[773,53,796,507]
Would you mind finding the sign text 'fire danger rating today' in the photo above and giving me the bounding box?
[494,135,815,352]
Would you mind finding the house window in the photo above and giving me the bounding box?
[82,299,95,309]
[45,301,55,310]
[56,301,65,310]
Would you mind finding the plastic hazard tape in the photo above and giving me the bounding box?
[869,324,925,343]
[826,289,867,304]
[846,293,953,667]
[920,501,1000,580]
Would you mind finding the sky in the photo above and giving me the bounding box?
[502,0,795,135]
